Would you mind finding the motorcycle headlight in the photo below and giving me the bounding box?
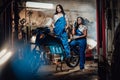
[31,36,36,43]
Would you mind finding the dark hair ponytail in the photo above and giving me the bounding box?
[75,17,84,30]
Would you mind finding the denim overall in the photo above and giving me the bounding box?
[70,28,87,69]
[54,16,70,59]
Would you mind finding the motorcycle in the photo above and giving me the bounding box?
[30,27,80,71]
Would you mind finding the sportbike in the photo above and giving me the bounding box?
[30,27,80,72]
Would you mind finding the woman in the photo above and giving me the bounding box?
[52,4,70,59]
[70,17,87,71]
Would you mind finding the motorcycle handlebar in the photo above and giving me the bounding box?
[32,27,50,35]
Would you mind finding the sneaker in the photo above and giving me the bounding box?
[80,69,85,72]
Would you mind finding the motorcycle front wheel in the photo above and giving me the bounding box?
[65,51,80,68]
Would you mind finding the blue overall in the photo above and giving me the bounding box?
[70,29,87,69]
[54,16,70,58]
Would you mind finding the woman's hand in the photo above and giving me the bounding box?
[72,35,80,40]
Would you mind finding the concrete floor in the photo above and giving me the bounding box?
[32,60,98,80]
[0,49,98,80]
[0,58,98,80]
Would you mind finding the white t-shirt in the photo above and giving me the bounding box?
[53,14,68,23]
[78,25,87,33]
[73,22,87,33]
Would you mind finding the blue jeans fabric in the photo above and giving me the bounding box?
[54,16,70,58]
[70,38,87,69]
[58,32,70,58]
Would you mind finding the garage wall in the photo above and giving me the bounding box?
[19,0,97,40]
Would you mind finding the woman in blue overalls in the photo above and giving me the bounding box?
[70,17,87,71]
[52,4,70,59]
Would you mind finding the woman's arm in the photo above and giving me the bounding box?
[72,27,75,35]
[72,28,87,39]
[65,15,69,29]
[51,15,55,28]
[79,29,87,38]
[51,22,55,28]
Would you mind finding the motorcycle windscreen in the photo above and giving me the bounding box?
[49,45,63,54]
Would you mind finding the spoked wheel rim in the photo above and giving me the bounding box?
[69,55,79,66]
[66,51,80,68]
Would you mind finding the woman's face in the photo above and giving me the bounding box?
[57,6,61,13]
[77,18,82,25]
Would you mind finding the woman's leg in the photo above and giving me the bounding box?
[60,32,70,58]
[78,39,87,70]
[70,40,77,48]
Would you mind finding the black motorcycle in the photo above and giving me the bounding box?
[30,27,80,71]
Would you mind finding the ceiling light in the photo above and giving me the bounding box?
[26,1,54,9]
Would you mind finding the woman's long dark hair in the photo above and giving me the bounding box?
[74,17,84,30]
[55,4,65,15]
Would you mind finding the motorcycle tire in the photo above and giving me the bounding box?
[65,51,80,68]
